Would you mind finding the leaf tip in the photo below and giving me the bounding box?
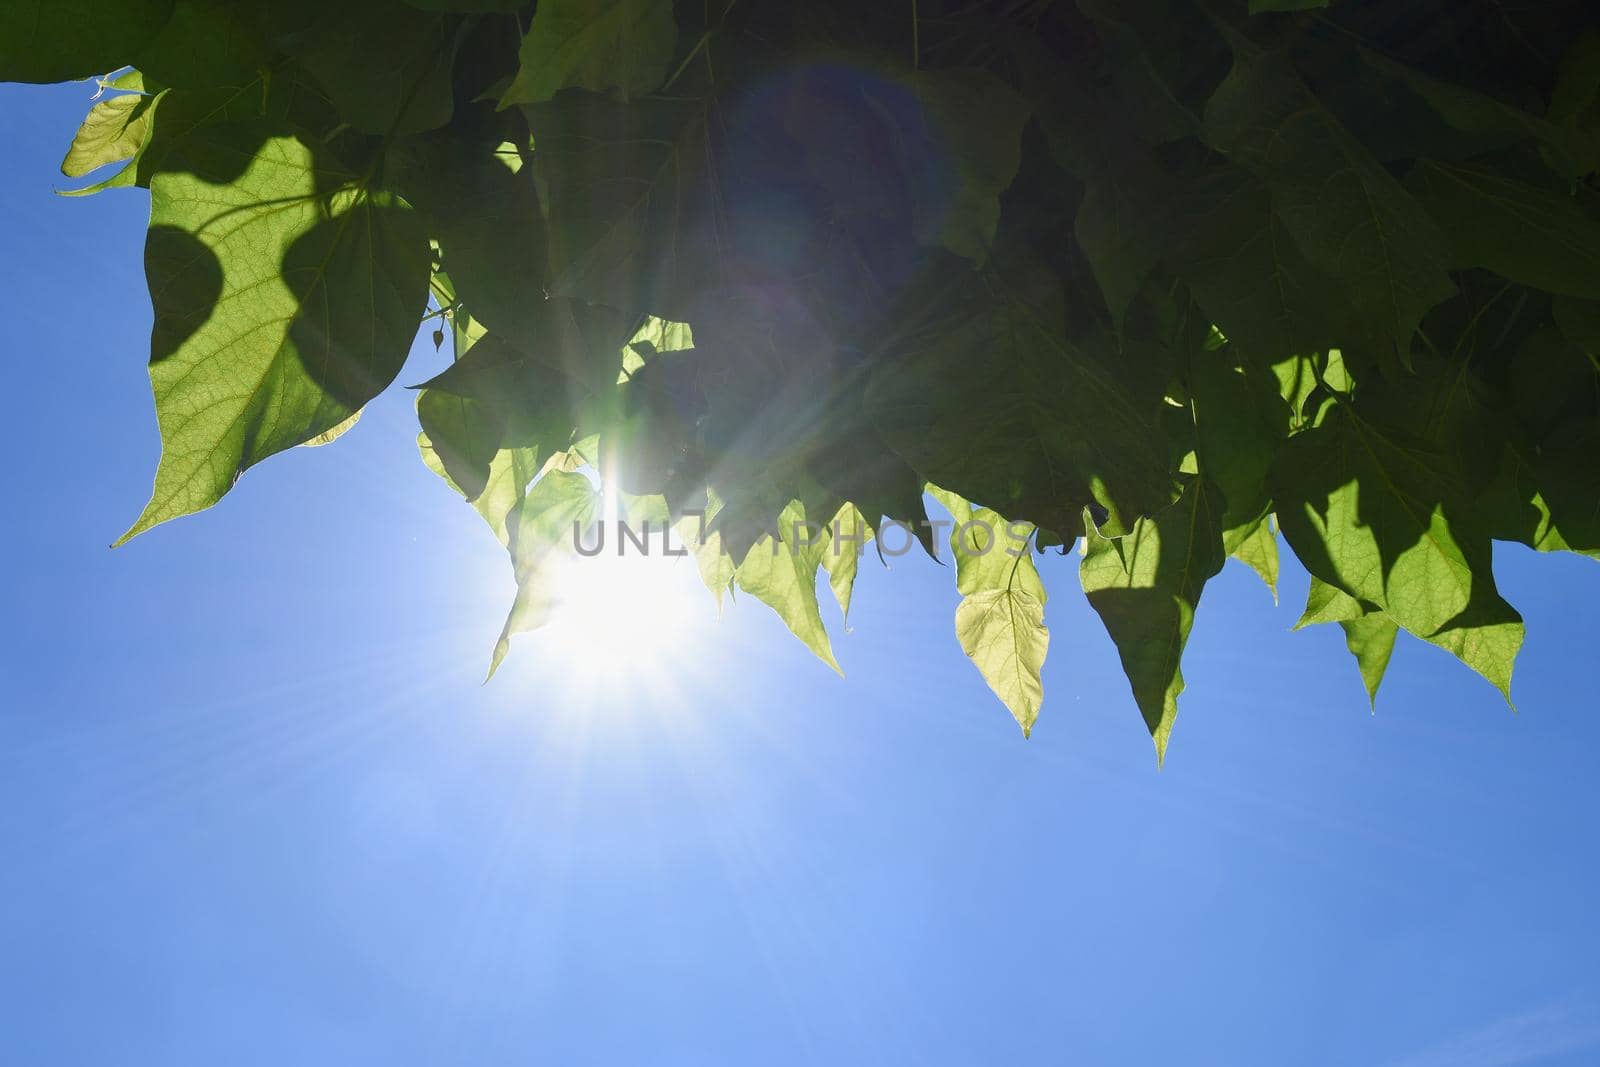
[485,638,510,684]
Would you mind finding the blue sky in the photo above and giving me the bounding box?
[3,80,1600,1066]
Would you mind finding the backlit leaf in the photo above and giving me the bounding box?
[1081,478,1226,762]
[735,499,841,673]
[956,588,1048,738]
[60,74,157,179]
[490,470,601,677]
[1271,403,1523,699]
[118,123,430,541]
[499,0,676,106]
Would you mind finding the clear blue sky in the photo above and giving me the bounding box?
[3,81,1599,1066]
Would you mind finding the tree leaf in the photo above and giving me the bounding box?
[404,0,523,10]
[417,302,635,457]
[132,0,276,88]
[390,126,551,346]
[499,0,676,106]
[1352,47,1575,167]
[285,0,462,136]
[1076,161,1174,326]
[1338,610,1399,707]
[956,588,1048,737]
[1293,577,1395,706]
[489,470,601,677]
[676,487,736,609]
[300,408,361,448]
[1479,431,1600,560]
[930,485,1049,735]
[0,0,174,83]
[1407,161,1600,298]
[1170,167,1347,362]
[523,91,719,318]
[60,75,157,179]
[821,503,873,624]
[416,388,500,502]
[896,70,1031,263]
[1227,514,1280,602]
[1204,44,1455,359]
[928,486,1046,601]
[1270,403,1524,699]
[735,499,841,673]
[421,438,544,547]
[1081,477,1226,763]
[1545,30,1600,179]
[1190,343,1287,530]
[118,123,430,542]
[866,270,1179,540]
[61,67,343,198]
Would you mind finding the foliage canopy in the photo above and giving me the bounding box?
[7,0,1600,758]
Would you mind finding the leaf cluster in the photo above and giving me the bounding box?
[9,0,1600,758]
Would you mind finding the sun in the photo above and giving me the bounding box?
[523,514,707,699]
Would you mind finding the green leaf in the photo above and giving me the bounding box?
[132,0,275,88]
[489,470,602,677]
[1338,611,1399,708]
[499,0,676,106]
[62,67,342,197]
[897,70,1031,263]
[300,408,362,448]
[404,0,523,10]
[1508,324,1595,438]
[1249,0,1326,11]
[1204,44,1455,359]
[394,128,554,345]
[1295,572,1519,706]
[426,442,545,547]
[1081,477,1226,762]
[620,316,695,382]
[821,503,873,624]
[523,91,719,318]
[676,487,737,609]
[118,123,430,542]
[1076,161,1173,326]
[956,588,1049,738]
[866,271,1179,541]
[1354,47,1575,167]
[1479,431,1600,560]
[0,0,174,83]
[1270,403,1524,699]
[1292,577,1396,706]
[1185,339,1285,601]
[60,75,157,179]
[285,0,462,136]
[1170,167,1347,361]
[416,387,500,502]
[1074,0,1197,146]
[735,499,841,673]
[417,302,635,462]
[1190,344,1287,530]
[928,486,1046,601]
[1227,514,1280,602]
[1545,30,1600,179]
[1555,295,1600,359]
[931,485,1050,735]
[1272,403,1485,633]
[1407,161,1600,298]
[1421,602,1524,702]
[1295,573,1369,629]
